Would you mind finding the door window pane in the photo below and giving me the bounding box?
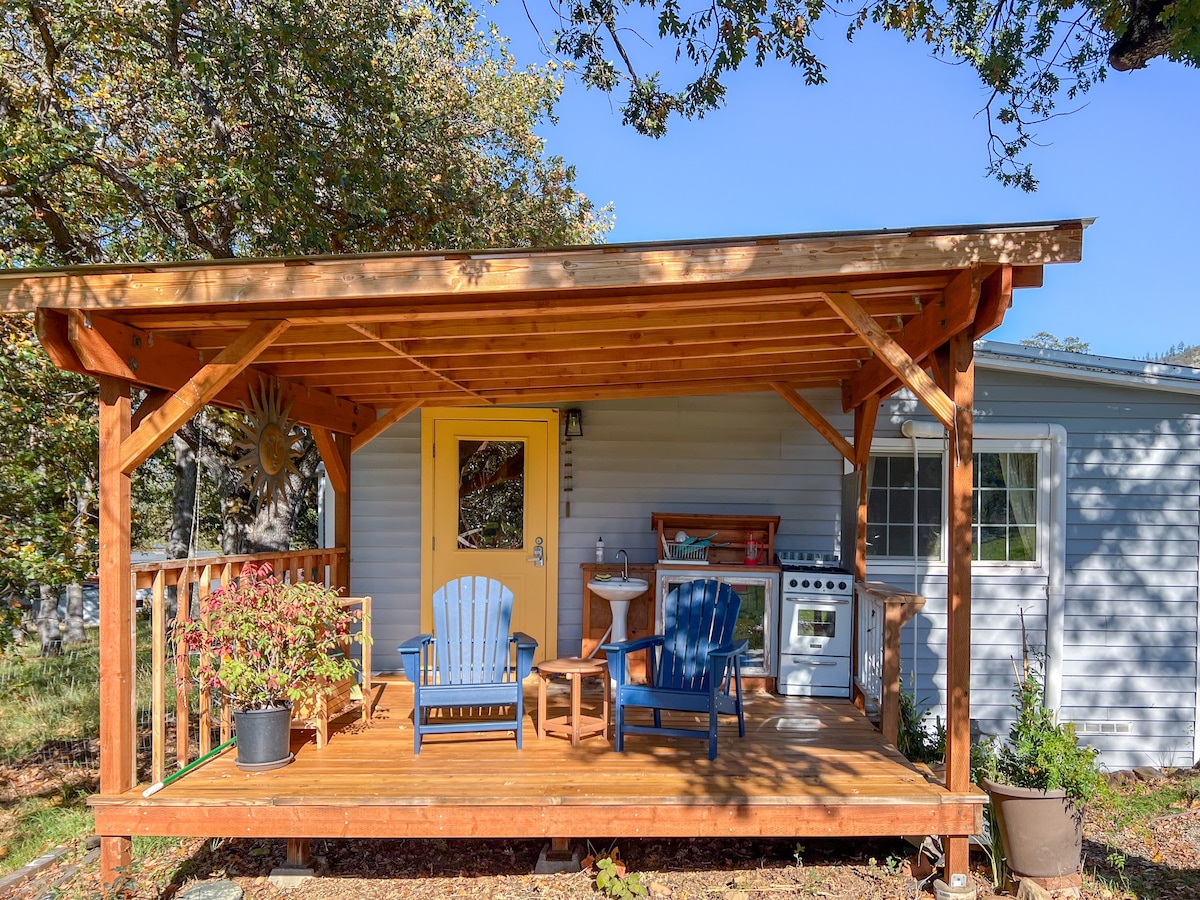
[457,440,524,549]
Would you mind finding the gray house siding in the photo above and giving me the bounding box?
[878,370,1200,769]
[349,366,1199,771]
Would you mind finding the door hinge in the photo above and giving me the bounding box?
[432,536,436,550]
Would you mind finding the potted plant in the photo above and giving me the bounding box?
[979,652,1101,880]
[175,563,367,771]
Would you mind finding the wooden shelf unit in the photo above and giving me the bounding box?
[651,512,779,567]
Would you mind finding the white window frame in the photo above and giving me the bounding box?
[862,437,1052,572]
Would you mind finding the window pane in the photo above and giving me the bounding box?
[796,609,837,639]
[867,457,888,490]
[457,440,524,549]
[866,524,888,556]
[978,453,1005,488]
[731,583,766,664]
[979,490,1008,525]
[979,526,1007,560]
[917,455,941,488]
[917,489,942,524]
[918,526,942,557]
[1005,453,1038,489]
[890,456,915,488]
[1008,490,1037,526]
[1011,526,1036,560]
[890,489,914,523]
[889,525,914,558]
[868,488,888,523]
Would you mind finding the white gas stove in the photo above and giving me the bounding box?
[776,551,854,697]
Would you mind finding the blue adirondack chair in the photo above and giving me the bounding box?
[602,579,748,760]
[398,576,537,754]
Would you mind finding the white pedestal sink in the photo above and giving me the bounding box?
[587,578,649,645]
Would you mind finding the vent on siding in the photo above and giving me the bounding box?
[1074,720,1133,736]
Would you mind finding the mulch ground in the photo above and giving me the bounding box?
[9,771,1200,899]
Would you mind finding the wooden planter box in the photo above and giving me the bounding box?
[289,596,373,749]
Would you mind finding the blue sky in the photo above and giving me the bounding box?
[485,6,1199,360]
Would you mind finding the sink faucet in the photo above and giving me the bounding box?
[616,549,629,581]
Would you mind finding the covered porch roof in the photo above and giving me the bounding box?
[1,219,1085,455]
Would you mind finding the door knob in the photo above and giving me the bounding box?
[527,537,544,567]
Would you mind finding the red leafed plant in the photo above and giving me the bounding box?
[174,563,367,711]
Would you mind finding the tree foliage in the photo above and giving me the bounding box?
[1,0,608,265]
[0,315,96,597]
[1020,331,1091,353]
[0,0,610,575]
[547,0,1199,188]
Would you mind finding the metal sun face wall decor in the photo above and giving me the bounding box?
[232,378,302,508]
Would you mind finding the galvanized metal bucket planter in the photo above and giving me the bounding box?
[982,778,1084,878]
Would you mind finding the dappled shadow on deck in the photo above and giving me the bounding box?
[93,680,982,842]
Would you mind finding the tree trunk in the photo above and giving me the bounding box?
[63,582,87,644]
[37,583,63,656]
[168,429,198,559]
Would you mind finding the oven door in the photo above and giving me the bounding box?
[779,595,851,658]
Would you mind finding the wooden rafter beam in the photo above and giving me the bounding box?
[0,222,1085,313]
[840,265,987,412]
[409,378,841,405]
[351,402,420,454]
[822,291,955,429]
[346,323,490,403]
[970,265,1014,340]
[63,313,373,436]
[117,320,290,473]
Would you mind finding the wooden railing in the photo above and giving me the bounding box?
[853,582,925,748]
[133,548,349,785]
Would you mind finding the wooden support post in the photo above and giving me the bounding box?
[334,433,352,592]
[850,396,879,715]
[286,838,311,868]
[98,377,134,891]
[942,333,975,882]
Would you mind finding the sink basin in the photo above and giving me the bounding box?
[587,578,649,602]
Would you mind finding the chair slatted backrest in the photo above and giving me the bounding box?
[659,580,742,691]
[432,576,514,685]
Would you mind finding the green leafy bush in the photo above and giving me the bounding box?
[990,656,1101,805]
[174,563,367,711]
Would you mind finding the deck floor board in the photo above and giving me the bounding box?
[93,683,983,839]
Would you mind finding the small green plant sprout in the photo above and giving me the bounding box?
[595,851,648,899]
[884,855,902,875]
[792,842,805,867]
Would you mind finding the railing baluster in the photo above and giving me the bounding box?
[151,570,166,784]
[174,567,191,768]
[197,565,214,756]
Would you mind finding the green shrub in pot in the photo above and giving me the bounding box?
[175,562,367,768]
[980,653,1101,880]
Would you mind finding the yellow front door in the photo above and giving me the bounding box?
[422,409,559,661]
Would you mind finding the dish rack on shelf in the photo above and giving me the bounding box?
[661,540,711,563]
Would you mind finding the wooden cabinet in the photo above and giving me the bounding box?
[580,563,655,682]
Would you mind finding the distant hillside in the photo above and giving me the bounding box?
[1162,344,1200,367]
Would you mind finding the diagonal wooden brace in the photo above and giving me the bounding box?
[822,292,955,429]
[770,382,854,462]
[117,320,289,473]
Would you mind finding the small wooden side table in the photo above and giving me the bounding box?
[536,657,610,747]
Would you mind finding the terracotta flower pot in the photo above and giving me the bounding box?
[982,778,1084,878]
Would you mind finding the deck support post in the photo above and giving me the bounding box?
[850,397,879,714]
[286,839,311,868]
[334,433,352,591]
[98,377,135,891]
[940,333,974,882]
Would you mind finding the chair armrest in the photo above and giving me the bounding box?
[398,634,432,684]
[600,635,662,655]
[707,639,750,660]
[511,632,538,679]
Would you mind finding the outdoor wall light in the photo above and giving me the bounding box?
[564,408,583,437]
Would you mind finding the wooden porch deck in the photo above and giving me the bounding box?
[92,680,983,842]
